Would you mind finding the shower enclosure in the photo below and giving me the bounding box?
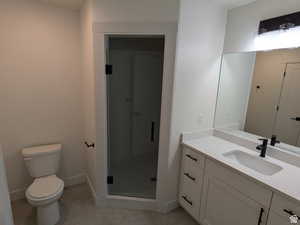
[106,36,164,199]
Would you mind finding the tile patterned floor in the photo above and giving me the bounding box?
[12,184,198,225]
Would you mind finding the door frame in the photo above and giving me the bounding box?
[93,22,177,212]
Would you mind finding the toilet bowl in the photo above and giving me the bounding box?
[22,144,64,225]
[26,175,64,225]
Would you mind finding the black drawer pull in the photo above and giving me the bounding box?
[184,173,196,181]
[257,208,264,225]
[284,209,300,219]
[186,154,198,162]
[290,117,300,121]
[181,195,193,206]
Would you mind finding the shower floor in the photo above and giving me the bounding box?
[108,153,157,199]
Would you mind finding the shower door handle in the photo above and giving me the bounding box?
[151,121,155,143]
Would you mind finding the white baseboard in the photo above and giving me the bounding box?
[10,173,86,201]
[159,200,179,213]
[64,173,86,187]
[85,174,97,204]
[95,194,179,213]
[98,195,158,211]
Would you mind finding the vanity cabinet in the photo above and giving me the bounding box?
[179,146,274,225]
[179,147,205,221]
[200,159,271,225]
[179,145,300,225]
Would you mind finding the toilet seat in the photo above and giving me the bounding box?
[26,175,64,206]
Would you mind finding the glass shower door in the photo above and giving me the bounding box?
[106,36,164,199]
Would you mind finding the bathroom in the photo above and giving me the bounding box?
[1,0,300,225]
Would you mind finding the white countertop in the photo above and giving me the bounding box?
[183,135,300,203]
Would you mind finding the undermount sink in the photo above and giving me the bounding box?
[223,150,283,176]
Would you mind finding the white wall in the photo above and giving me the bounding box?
[0,0,85,200]
[92,0,179,22]
[224,0,300,52]
[215,53,256,129]
[80,0,97,195]
[168,0,227,202]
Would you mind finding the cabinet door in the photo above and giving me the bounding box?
[200,175,267,225]
[267,212,291,225]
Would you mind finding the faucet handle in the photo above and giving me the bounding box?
[271,135,280,144]
[258,138,268,145]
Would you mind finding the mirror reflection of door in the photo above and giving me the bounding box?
[273,63,300,147]
[244,51,285,138]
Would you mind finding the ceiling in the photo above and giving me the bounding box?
[39,0,84,10]
[219,0,257,9]
[39,0,256,12]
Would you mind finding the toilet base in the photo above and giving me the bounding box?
[37,201,60,225]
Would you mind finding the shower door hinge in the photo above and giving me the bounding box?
[107,176,114,184]
[105,64,113,75]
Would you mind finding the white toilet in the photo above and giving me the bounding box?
[22,144,64,225]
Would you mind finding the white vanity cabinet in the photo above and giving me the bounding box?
[179,147,205,221]
[179,145,300,225]
[200,159,272,225]
[179,146,272,225]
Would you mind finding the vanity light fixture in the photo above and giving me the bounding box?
[254,26,300,50]
[258,11,300,34]
[255,11,300,50]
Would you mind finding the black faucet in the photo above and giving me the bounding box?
[270,135,280,146]
[256,138,268,158]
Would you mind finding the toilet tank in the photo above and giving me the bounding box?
[22,144,62,178]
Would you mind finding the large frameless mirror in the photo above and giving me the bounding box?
[215,48,300,154]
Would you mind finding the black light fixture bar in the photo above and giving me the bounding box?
[258,11,300,34]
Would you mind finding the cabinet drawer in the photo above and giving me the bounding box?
[179,174,202,219]
[271,193,300,219]
[181,147,205,190]
[183,147,205,170]
[179,147,205,221]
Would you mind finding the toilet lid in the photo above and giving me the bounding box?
[27,175,64,199]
